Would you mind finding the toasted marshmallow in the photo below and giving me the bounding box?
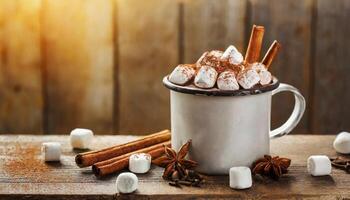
[217,71,239,91]
[237,69,260,89]
[169,64,196,85]
[221,45,243,65]
[194,65,218,89]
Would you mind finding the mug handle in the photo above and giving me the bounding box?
[270,83,306,138]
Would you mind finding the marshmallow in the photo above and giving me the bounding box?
[250,62,266,71]
[197,50,223,65]
[250,63,272,85]
[333,132,350,154]
[229,166,252,189]
[307,155,332,176]
[259,70,272,85]
[196,50,226,73]
[194,65,218,89]
[221,45,244,65]
[208,50,223,58]
[42,142,61,162]
[217,71,239,91]
[168,64,196,85]
[116,172,138,193]
[237,69,260,89]
[70,128,93,149]
[196,51,209,66]
[129,153,151,174]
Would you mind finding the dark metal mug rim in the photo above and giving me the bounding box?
[162,75,280,96]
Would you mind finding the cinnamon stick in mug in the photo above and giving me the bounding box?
[245,25,265,64]
[75,129,170,167]
[262,40,281,69]
[93,141,171,177]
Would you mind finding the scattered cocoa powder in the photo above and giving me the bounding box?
[197,50,243,74]
[2,142,64,182]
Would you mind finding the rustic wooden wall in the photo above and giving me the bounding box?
[0,0,349,135]
[0,0,43,133]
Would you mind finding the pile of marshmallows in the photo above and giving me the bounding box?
[169,25,281,91]
[169,47,273,90]
[41,128,152,194]
[229,131,350,190]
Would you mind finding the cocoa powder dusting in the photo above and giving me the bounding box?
[2,142,63,182]
[197,51,243,74]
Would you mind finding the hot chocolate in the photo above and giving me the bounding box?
[168,25,281,91]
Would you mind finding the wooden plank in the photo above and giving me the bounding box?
[1,135,350,199]
[183,0,247,63]
[249,0,313,133]
[41,0,114,134]
[0,0,43,133]
[312,0,350,133]
[117,0,178,134]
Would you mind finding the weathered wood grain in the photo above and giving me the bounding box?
[312,0,350,133]
[117,0,178,134]
[0,135,349,199]
[0,0,43,133]
[183,0,247,63]
[41,0,114,134]
[0,0,350,135]
[249,0,313,133]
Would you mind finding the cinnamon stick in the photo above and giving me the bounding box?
[92,141,171,177]
[262,40,281,69]
[75,129,170,167]
[245,25,265,64]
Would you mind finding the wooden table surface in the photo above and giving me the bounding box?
[0,135,349,199]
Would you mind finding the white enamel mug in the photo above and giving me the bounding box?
[163,76,305,174]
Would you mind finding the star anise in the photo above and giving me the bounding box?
[251,155,291,180]
[152,140,201,185]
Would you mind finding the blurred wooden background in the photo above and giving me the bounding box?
[0,0,349,135]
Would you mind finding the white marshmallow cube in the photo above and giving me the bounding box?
[168,64,196,85]
[196,51,209,66]
[116,172,138,193]
[237,69,260,89]
[259,70,272,85]
[208,50,223,58]
[221,45,243,65]
[42,142,61,162]
[307,155,332,176]
[194,65,218,89]
[70,128,93,149]
[129,153,151,174]
[217,71,239,91]
[333,131,350,154]
[196,51,223,69]
[250,62,266,71]
[229,167,252,189]
[250,63,272,85]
